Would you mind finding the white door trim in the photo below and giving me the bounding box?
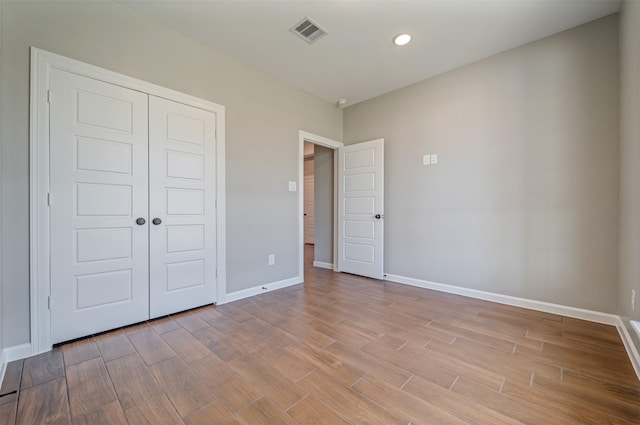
[30,47,226,355]
[297,131,343,279]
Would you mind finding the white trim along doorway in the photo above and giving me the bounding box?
[30,48,226,355]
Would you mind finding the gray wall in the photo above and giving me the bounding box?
[313,145,333,264]
[344,16,619,313]
[618,0,640,339]
[0,1,342,348]
[0,0,4,351]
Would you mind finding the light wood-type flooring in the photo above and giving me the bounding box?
[1,245,639,424]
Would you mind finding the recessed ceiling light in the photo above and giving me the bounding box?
[393,34,411,46]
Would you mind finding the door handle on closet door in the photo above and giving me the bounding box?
[136,217,146,225]
[152,218,162,225]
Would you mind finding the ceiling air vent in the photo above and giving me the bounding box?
[290,17,327,44]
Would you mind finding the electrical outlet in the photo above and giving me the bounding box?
[633,289,636,311]
[431,154,438,164]
[268,254,275,266]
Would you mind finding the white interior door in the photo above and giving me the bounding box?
[304,174,315,244]
[148,96,217,318]
[337,139,384,279]
[49,69,150,343]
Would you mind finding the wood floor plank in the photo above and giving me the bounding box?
[428,337,561,386]
[191,306,224,323]
[123,321,151,335]
[286,395,352,425]
[214,303,256,323]
[352,374,467,425]
[452,317,543,350]
[175,313,211,334]
[256,345,317,382]
[62,338,101,367]
[501,378,638,425]
[531,372,640,422]
[235,397,298,425]
[160,328,212,363]
[517,340,637,386]
[193,327,248,361]
[403,374,524,425]
[149,357,215,417]
[451,377,575,425]
[307,319,372,348]
[297,370,406,425]
[66,357,116,417]
[239,302,336,349]
[124,395,184,425]
[16,377,69,425]
[71,401,127,425]
[0,402,17,425]
[428,320,516,353]
[105,353,163,410]
[285,343,364,386]
[128,330,177,366]
[362,340,460,390]
[20,349,64,390]
[1,360,23,397]
[229,353,307,410]
[95,331,137,362]
[150,316,182,335]
[190,355,263,412]
[240,318,299,348]
[560,368,640,406]
[184,402,241,425]
[323,341,413,388]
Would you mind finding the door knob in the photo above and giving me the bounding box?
[136,217,146,225]
[152,218,162,225]
[374,214,383,219]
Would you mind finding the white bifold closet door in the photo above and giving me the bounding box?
[148,96,217,319]
[49,69,217,344]
[49,69,150,343]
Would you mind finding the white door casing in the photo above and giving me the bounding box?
[304,174,315,244]
[148,96,217,318]
[337,139,384,279]
[49,69,150,343]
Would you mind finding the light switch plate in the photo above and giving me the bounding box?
[289,181,297,192]
[431,154,438,164]
[423,155,431,165]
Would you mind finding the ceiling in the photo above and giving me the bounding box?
[119,0,620,107]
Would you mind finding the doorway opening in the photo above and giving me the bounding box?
[297,131,343,280]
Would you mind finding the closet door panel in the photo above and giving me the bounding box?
[49,69,150,344]
[149,96,217,318]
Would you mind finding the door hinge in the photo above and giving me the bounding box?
[47,193,52,207]
[47,90,52,104]
[215,268,218,278]
[48,296,51,310]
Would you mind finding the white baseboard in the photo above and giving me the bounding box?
[313,261,333,270]
[384,274,619,325]
[4,343,33,362]
[224,276,303,304]
[0,350,6,390]
[617,319,640,380]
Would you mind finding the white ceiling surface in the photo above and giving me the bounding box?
[119,0,620,106]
